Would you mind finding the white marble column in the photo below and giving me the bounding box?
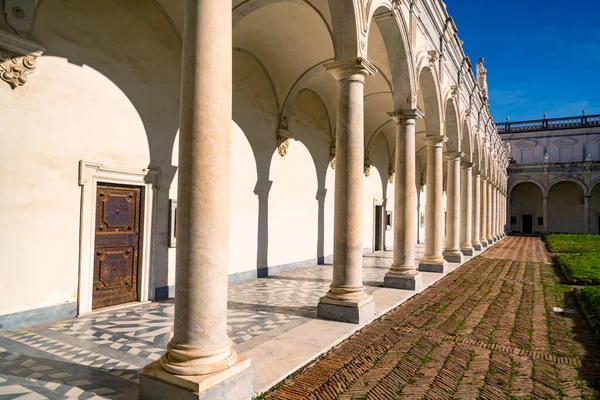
[502,192,510,237]
[508,195,512,234]
[419,136,448,273]
[585,195,592,233]
[492,185,500,241]
[317,58,376,324]
[543,195,549,233]
[460,162,474,255]
[385,109,424,290]
[443,152,463,263]
[480,177,488,247]
[486,180,494,244]
[471,171,482,251]
[140,0,253,398]
[500,190,504,236]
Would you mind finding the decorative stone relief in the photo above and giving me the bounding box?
[329,145,336,169]
[0,52,36,88]
[276,129,292,157]
[0,31,44,90]
[364,161,372,177]
[450,84,460,98]
[427,50,438,68]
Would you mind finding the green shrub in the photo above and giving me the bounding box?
[556,253,600,284]
[577,286,600,334]
[544,234,600,253]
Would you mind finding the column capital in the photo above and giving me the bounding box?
[325,57,377,82]
[461,162,475,169]
[445,151,464,161]
[388,108,424,124]
[424,135,448,146]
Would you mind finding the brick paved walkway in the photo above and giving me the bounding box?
[266,237,600,399]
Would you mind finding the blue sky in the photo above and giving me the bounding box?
[446,0,600,122]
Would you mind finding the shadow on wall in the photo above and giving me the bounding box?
[31,0,181,291]
[233,50,336,276]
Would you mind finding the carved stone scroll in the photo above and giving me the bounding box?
[0,30,45,89]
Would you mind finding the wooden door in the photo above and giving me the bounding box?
[93,184,142,309]
[374,205,383,251]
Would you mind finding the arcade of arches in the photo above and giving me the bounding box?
[0,0,510,398]
[509,180,600,234]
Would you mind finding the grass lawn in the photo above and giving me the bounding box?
[577,286,600,335]
[545,234,600,253]
[556,253,600,284]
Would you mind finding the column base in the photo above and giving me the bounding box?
[472,242,482,251]
[460,246,474,256]
[384,272,423,291]
[487,237,495,244]
[481,240,489,248]
[140,358,253,400]
[442,250,463,263]
[317,295,375,324]
[418,258,448,273]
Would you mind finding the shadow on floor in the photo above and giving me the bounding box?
[226,301,317,319]
[0,345,139,399]
[550,262,600,389]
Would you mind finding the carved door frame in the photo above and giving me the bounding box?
[78,161,160,315]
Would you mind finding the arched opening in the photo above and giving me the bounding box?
[548,181,585,233]
[510,182,544,234]
[233,1,335,275]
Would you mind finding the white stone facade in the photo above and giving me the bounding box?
[499,114,600,234]
[0,0,509,397]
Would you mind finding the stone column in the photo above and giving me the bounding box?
[460,162,474,255]
[385,109,424,290]
[542,195,549,233]
[500,191,505,237]
[480,177,488,247]
[495,188,499,238]
[140,0,253,398]
[443,152,463,263]
[471,171,482,251]
[508,195,513,234]
[486,180,494,244]
[584,195,592,233]
[419,136,448,273]
[317,58,377,324]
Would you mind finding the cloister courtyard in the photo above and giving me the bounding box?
[1,236,599,399]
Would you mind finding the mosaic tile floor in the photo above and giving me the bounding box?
[0,246,432,399]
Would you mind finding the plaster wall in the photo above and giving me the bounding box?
[592,184,600,234]
[509,183,543,233]
[505,131,600,165]
[548,182,585,233]
[0,0,181,315]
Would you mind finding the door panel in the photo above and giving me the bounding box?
[93,184,142,309]
[523,215,533,234]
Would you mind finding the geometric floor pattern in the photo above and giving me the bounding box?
[1,247,419,399]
